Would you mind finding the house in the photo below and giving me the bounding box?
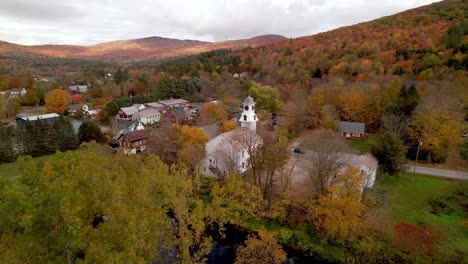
[132,108,161,125]
[144,102,166,112]
[7,88,26,98]
[339,121,365,138]
[88,109,101,120]
[115,120,145,136]
[199,96,261,178]
[115,106,139,120]
[169,107,189,125]
[159,98,190,110]
[133,103,146,111]
[200,123,220,140]
[341,153,378,189]
[68,104,90,117]
[118,130,149,155]
[16,113,60,126]
[68,85,88,94]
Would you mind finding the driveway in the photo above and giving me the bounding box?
[406,165,468,181]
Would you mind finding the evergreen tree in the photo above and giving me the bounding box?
[53,116,79,151]
[0,125,16,163]
[78,121,104,143]
[371,131,407,175]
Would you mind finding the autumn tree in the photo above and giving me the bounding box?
[5,98,21,118]
[219,120,237,133]
[320,104,340,131]
[408,97,462,162]
[200,102,228,125]
[284,89,308,134]
[172,124,209,169]
[234,230,286,264]
[45,89,71,114]
[310,167,365,240]
[23,89,40,106]
[248,82,282,113]
[304,130,350,197]
[3,144,239,263]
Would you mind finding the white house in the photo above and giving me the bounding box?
[67,104,89,117]
[340,153,378,189]
[7,88,26,98]
[132,108,161,125]
[199,96,261,178]
[116,106,139,120]
[68,85,88,93]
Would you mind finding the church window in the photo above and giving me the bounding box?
[252,105,255,111]
[244,105,249,111]
[242,162,245,168]
[244,115,247,121]
[242,150,245,158]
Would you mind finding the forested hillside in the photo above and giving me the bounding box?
[150,0,467,162]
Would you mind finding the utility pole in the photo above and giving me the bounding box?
[413,139,422,183]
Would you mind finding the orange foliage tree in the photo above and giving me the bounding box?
[219,120,237,133]
[172,125,209,168]
[45,89,71,114]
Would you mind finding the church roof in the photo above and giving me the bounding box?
[243,95,255,105]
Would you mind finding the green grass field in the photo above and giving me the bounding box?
[347,134,378,154]
[379,173,468,257]
[0,154,55,178]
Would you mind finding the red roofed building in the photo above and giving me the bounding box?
[71,94,85,103]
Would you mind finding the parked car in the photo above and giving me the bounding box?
[293,148,305,154]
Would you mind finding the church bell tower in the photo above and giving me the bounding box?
[239,95,258,131]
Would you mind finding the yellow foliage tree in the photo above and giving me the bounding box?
[234,230,286,264]
[201,102,228,124]
[408,109,461,162]
[310,167,365,240]
[172,125,209,168]
[220,120,237,133]
[45,89,71,114]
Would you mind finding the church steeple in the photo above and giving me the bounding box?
[239,95,257,131]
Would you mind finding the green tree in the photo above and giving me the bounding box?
[460,138,468,162]
[371,131,406,175]
[248,82,282,113]
[53,116,79,151]
[78,121,104,143]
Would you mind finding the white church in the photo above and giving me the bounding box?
[199,95,261,178]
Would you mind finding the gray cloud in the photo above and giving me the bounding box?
[0,0,441,45]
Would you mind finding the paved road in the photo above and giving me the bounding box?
[406,165,468,181]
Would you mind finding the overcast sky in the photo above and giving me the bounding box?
[0,0,441,46]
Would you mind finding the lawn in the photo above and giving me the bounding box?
[374,173,468,258]
[347,134,378,154]
[0,154,55,178]
[0,145,113,178]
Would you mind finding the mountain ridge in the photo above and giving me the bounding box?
[0,34,288,61]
